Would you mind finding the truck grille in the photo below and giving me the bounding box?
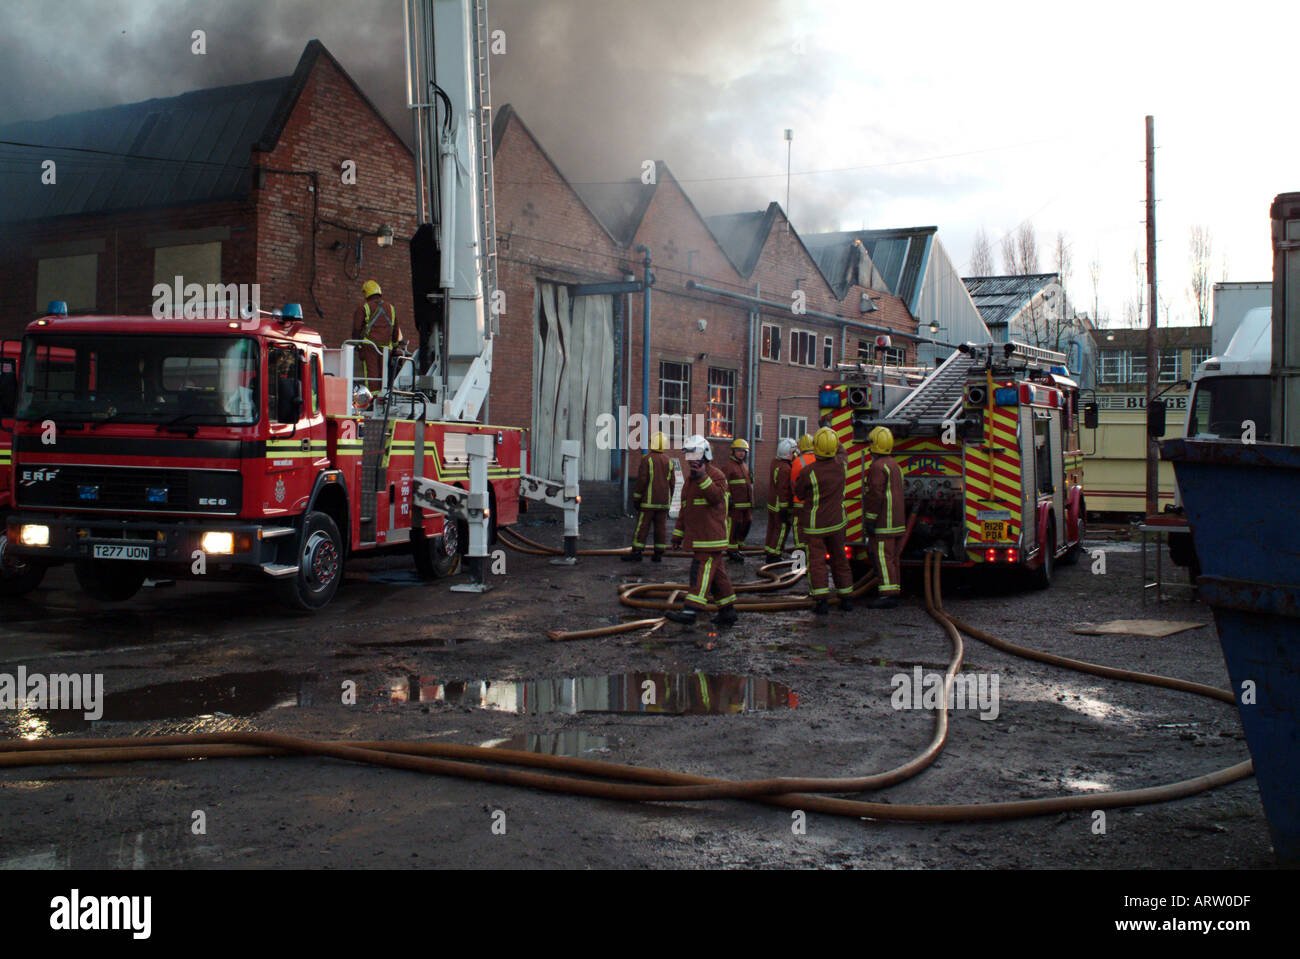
[17,466,242,514]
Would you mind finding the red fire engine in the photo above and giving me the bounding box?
[820,340,1090,587]
[3,305,577,610]
[1,338,47,596]
[4,0,581,609]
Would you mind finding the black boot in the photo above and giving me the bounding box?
[812,598,830,616]
[621,549,643,563]
[839,595,854,613]
[651,549,664,563]
[665,608,698,625]
[867,594,899,609]
[712,604,738,628]
[727,549,745,563]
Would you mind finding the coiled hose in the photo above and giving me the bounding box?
[0,552,1252,822]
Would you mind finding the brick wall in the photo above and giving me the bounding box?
[253,52,418,348]
[0,200,257,338]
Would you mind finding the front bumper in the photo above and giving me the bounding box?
[5,514,299,577]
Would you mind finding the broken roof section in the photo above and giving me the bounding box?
[704,206,780,277]
[963,273,1061,328]
[572,173,659,246]
[802,227,937,315]
[0,40,399,225]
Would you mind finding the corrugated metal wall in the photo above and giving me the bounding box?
[913,237,991,366]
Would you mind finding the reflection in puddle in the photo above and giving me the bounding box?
[0,671,311,739]
[479,731,611,757]
[389,673,797,715]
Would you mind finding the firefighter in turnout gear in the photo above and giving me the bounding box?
[723,438,755,563]
[788,433,817,549]
[667,435,738,628]
[351,280,404,387]
[764,437,799,559]
[623,432,676,563]
[864,426,906,609]
[794,427,854,615]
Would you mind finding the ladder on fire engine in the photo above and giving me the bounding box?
[887,349,976,429]
[472,0,498,337]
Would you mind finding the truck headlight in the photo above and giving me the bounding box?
[201,531,234,555]
[19,525,50,547]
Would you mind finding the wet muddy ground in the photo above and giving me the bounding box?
[0,511,1277,869]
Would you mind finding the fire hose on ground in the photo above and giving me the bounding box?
[0,551,1252,823]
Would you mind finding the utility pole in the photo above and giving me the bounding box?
[1145,115,1159,518]
[784,129,793,228]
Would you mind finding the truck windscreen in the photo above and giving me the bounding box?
[16,334,260,426]
[1186,375,1271,442]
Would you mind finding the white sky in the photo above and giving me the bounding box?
[738,0,1288,326]
[0,0,1289,329]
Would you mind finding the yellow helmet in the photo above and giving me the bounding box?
[797,433,814,453]
[868,426,894,455]
[813,426,839,458]
[730,438,749,452]
[362,280,382,299]
[649,432,668,452]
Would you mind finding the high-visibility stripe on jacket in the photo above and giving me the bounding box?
[722,457,754,509]
[794,456,847,536]
[633,450,675,509]
[768,458,792,511]
[864,453,906,535]
[673,464,730,550]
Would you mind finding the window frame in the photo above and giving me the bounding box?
[658,359,692,419]
[761,323,782,362]
[706,366,737,439]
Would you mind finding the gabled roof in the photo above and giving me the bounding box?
[705,206,779,277]
[802,227,936,311]
[962,273,1060,327]
[572,172,659,246]
[0,40,402,225]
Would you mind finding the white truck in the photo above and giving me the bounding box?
[1167,304,1271,572]
[1211,282,1271,356]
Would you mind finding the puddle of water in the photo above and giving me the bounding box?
[479,731,611,757]
[0,670,310,739]
[388,672,796,715]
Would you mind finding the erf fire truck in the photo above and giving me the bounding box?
[3,0,579,610]
[1,339,47,597]
[819,340,1089,587]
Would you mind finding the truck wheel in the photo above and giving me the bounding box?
[413,524,461,579]
[280,511,343,611]
[0,538,46,597]
[74,560,146,602]
[1029,519,1055,590]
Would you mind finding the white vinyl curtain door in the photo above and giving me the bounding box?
[533,283,613,482]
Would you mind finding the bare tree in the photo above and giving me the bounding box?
[1124,248,1145,328]
[969,226,996,275]
[1000,231,1017,275]
[1000,222,1040,276]
[1188,225,1213,326]
[1053,231,1073,296]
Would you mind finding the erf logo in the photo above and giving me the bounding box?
[21,469,60,486]
[905,456,947,476]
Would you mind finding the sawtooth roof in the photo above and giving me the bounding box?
[802,226,936,310]
[962,273,1060,326]
[0,40,401,225]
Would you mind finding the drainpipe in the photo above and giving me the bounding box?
[636,245,653,456]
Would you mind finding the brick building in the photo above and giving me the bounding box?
[0,40,417,346]
[489,104,919,504]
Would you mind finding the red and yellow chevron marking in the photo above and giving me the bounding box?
[965,406,1022,548]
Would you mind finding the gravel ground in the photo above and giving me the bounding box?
[0,510,1278,869]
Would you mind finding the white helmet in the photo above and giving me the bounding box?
[682,434,712,464]
[776,437,798,460]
